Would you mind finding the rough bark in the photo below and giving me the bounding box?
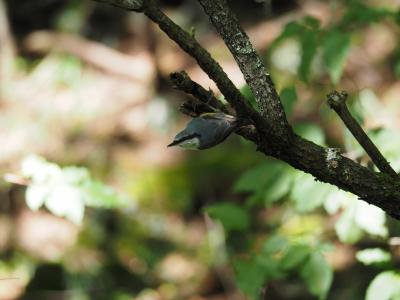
[92,0,400,219]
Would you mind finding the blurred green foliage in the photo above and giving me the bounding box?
[2,0,400,299]
[21,155,129,224]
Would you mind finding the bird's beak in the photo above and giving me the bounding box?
[167,140,179,147]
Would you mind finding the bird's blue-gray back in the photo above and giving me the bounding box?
[186,117,235,149]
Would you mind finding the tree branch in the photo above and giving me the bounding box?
[327,90,398,179]
[197,0,292,144]
[170,71,259,144]
[133,1,266,123]
[92,0,400,219]
[276,135,400,219]
[170,71,228,113]
[94,0,144,11]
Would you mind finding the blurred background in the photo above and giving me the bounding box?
[1,0,400,299]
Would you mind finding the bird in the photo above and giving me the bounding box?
[167,112,242,150]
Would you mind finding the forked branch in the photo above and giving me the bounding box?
[92,0,400,219]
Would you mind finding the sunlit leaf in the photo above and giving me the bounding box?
[366,271,400,300]
[300,252,333,300]
[62,166,91,184]
[280,214,325,240]
[205,202,250,232]
[322,30,351,84]
[262,235,288,255]
[354,201,388,238]
[20,155,128,225]
[335,200,363,244]
[370,129,400,171]
[356,248,391,266]
[83,180,129,208]
[324,189,349,215]
[25,184,48,210]
[291,172,333,212]
[45,184,85,224]
[21,154,62,183]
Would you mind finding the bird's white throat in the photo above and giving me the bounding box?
[178,137,200,150]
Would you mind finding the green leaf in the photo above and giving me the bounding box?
[300,252,333,300]
[262,235,288,255]
[235,161,293,206]
[234,259,266,299]
[235,160,291,189]
[234,163,270,193]
[294,123,325,145]
[281,244,311,270]
[299,31,318,82]
[353,200,388,238]
[255,255,285,280]
[366,271,400,300]
[262,173,293,205]
[272,16,319,48]
[83,180,129,208]
[302,16,321,29]
[356,248,391,266]
[205,202,250,232]
[341,3,395,27]
[324,189,348,215]
[272,21,305,47]
[291,172,333,212]
[322,30,351,84]
[21,155,128,224]
[335,200,364,244]
[280,86,297,118]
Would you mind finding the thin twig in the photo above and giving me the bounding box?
[93,0,144,11]
[327,90,398,179]
[170,71,228,113]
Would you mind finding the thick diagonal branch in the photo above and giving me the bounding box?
[197,0,292,143]
[92,0,400,219]
[327,91,398,179]
[136,1,267,125]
